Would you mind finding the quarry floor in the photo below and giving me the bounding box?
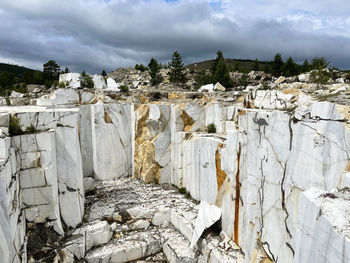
[28,177,244,263]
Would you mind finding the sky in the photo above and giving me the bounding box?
[0,0,349,73]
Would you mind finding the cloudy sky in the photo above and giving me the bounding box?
[1,0,349,73]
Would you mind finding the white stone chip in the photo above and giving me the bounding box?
[190,201,222,248]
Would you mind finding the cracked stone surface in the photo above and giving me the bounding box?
[63,177,243,263]
[1,79,350,263]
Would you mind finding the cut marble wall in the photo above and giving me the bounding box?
[0,136,25,263]
[294,188,350,263]
[79,105,94,178]
[55,127,84,228]
[91,104,133,180]
[13,132,64,235]
[182,134,223,204]
[14,107,85,229]
[171,100,350,263]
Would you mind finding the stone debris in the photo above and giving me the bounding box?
[83,177,96,194]
[79,177,243,262]
[198,83,214,93]
[190,201,222,248]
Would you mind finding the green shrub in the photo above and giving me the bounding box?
[207,123,216,133]
[135,64,147,72]
[25,125,37,134]
[311,70,330,85]
[239,73,249,87]
[119,85,129,92]
[59,81,66,88]
[9,116,23,136]
[53,79,59,87]
[80,74,94,89]
[178,187,187,194]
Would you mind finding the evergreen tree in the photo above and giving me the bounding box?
[213,59,233,88]
[80,70,93,88]
[233,61,240,72]
[64,67,70,73]
[311,57,329,70]
[283,56,299,76]
[148,58,163,86]
[253,58,259,71]
[263,64,271,74]
[168,51,187,84]
[211,50,233,88]
[272,53,284,76]
[43,60,60,80]
[101,69,107,76]
[211,50,224,74]
[135,64,147,72]
[302,59,310,72]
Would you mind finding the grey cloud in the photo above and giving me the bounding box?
[0,0,349,73]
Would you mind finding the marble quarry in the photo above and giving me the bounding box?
[0,77,350,263]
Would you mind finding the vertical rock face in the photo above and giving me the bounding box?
[91,104,133,180]
[134,104,172,183]
[14,132,64,234]
[79,105,94,178]
[294,188,350,263]
[0,106,85,262]
[0,136,26,263]
[182,134,222,203]
[55,127,84,228]
[167,98,350,263]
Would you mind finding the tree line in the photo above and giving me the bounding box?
[0,51,335,96]
[269,53,330,77]
[142,51,332,89]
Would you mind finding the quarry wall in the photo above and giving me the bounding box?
[1,90,350,262]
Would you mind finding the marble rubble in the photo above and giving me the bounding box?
[0,71,350,263]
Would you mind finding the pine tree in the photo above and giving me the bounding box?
[101,69,107,76]
[148,58,163,86]
[43,60,60,80]
[233,61,240,72]
[80,70,93,88]
[211,50,224,74]
[272,53,284,77]
[64,67,70,73]
[211,50,233,88]
[168,51,187,84]
[283,56,299,76]
[311,57,329,70]
[253,58,259,71]
[302,59,310,72]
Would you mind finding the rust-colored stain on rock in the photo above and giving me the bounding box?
[215,143,227,191]
[104,109,113,123]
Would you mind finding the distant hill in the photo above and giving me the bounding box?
[186,58,273,72]
[0,63,38,78]
[0,63,46,95]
